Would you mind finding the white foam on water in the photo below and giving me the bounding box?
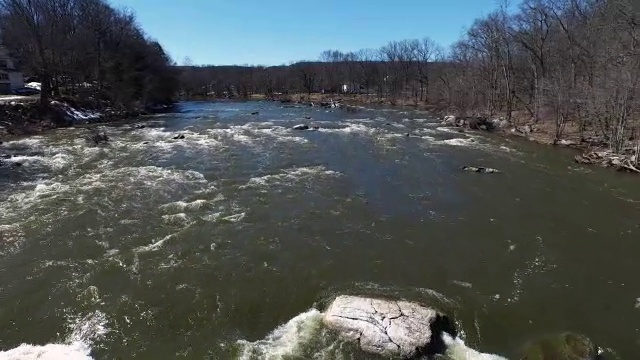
[318,123,377,135]
[436,126,464,134]
[505,253,555,304]
[202,212,223,222]
[1,138,44,149]
[0,224,25,256]
[243,166,341,189]
[161,213,192,227]
[72,166,207,195]
[202,124,309,148]
[442,137,479,147]
[237,309,327,360]
[0,311,108,360]
[160,199,208,212]
[0,166,207,226]
[443,333,508,360]
[134,233,176,253]
[221,212,246,223]
[452,280,473,289]
[137,127,173,140]
[412,118,438,124]
[4,153,73,171]
[67,311,109,344]
[0,342,92,360]
[4,181,70,211]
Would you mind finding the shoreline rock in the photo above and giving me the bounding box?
[442,115,496,131]
[0,100,176,141]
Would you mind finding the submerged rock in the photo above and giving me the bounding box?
[323,295,455,358]
[89,132,109,145]
[172,134,186,140]
[292,124,309,131]
[251,111,259,115]
[519,332,603,360]
[461,166,501,174]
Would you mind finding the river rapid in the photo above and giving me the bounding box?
[0,101,639,359]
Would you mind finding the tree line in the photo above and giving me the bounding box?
[0,0,178,109]
[181,0,638,152]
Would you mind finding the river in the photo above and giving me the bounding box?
[0,101,639,359]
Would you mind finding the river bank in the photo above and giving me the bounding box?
[265,93,640,175]
[0,98,175,140]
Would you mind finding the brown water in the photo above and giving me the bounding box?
[0,101,638,359]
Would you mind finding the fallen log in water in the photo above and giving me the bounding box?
[575,150,640,173]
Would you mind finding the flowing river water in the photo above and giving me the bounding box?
[0,101,639,359]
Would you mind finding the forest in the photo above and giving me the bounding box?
[181,0,639,155]
[0,0,178,110]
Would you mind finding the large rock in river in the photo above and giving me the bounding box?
[323,295,454,358]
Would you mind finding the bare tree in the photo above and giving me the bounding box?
[297,63,317,96]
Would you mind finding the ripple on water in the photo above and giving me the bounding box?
[0,224,25,256]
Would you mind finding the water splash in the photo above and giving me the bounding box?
[0,342,92,360]
[236,309,347,360]
[0,311,108,360]
[242,166,341,189]
[443,333,508,360]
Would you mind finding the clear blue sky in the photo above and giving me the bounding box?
[109,0,504,66]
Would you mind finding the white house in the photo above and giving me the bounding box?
[0,47,24,94]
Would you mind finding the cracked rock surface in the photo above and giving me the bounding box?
[323,295,438,358]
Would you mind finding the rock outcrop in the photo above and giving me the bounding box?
[292,124,309,130]
[323,295,455,358]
